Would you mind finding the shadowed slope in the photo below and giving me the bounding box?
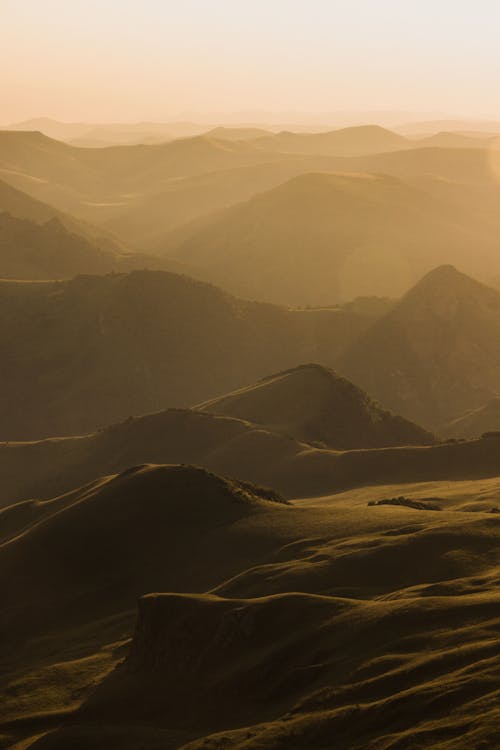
[341,265,500,428]
[441,397,500,439]
[0,271,392,441]
[196,364,434,449]
[11,475,499,750]
[5,404,500,510]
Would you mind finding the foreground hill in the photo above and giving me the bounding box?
[0,464,498,749]
[197,363,433,449]
[341,265,500,428]
[160,171,500,305]
[0,271,392,440]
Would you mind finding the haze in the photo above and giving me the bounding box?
[3,0,500,123]
[1,4,500,750]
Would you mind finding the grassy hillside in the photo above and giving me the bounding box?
[0,465,498,749]
[4,404,500,508]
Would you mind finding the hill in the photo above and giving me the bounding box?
[0,465,498,748]
[441,397,500,438]
[418,130,498,149]
[250,124,409,156]
[0,212,123,279]
[0,175,126,251]
[340,265,500,428]
[5,403,500,509]
[159,171,500,305]
[0,210,185,280]
[0,270,395,441]
[0,130,286,219]
[196,363,434,449]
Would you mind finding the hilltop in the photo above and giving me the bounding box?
[197,363,434,449]
[341,265,500,427]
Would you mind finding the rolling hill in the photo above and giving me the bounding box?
[1,464,498,749]
[0,209,186,280]
[340,265,500,428]
[0,175,124,251]
[196,363,434,449]
[0,212,122,279]
[4,401,500,510]
[159,171,500,305]
[0,270,395,441]
[0,130,286,218]
[249,124,409,156]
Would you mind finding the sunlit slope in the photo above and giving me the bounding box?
[160,171,500,305]
[341,265,500,428]
[197,363,434,449]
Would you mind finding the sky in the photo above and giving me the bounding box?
[2,0,500,124]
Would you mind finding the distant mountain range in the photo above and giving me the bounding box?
[158,171,500,305]
[2,129,500,307]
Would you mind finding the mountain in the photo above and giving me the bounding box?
[340,265,500,428]
[159,171,500,306]
[250,124,409,156]
[1,463,498,748]
[441,397,500,439]
[196,363,434,449]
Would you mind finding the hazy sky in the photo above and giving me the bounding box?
[2,0,500,123]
